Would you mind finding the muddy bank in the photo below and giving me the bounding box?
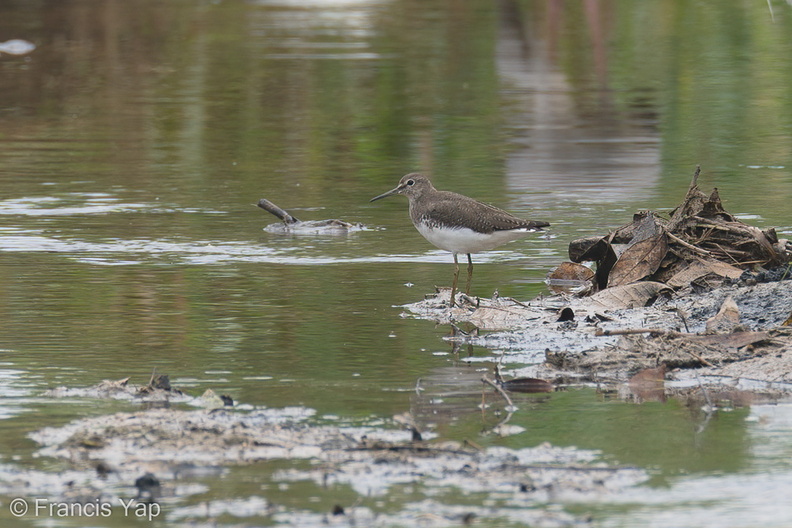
[15,405,645,526]
[399,168,792,402]
[403,277,792,400]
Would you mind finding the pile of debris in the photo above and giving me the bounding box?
[553,166,791,295]
[403,167,792,397]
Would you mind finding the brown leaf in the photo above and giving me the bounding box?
[546,262,595,294]
[666,259,743,289]
[701,187,730,218]
[607,233,669,287]
[467,306,530,331]
[745,225,783,265]
[705,296,740,333]
[569,236,609,263]
[547,262,595,282]
[610,211,662,244]
[587,281,670,310]
[594,242,619,291]
[628,211,663,244]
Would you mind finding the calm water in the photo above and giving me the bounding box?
[1,0,792,526]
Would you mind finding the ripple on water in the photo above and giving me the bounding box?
[0,227,551,267]
[0,367,38,420]
[0,194,224,217]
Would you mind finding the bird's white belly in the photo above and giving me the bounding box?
[416,223,531,254]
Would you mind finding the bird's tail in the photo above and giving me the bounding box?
[528,220,550,230]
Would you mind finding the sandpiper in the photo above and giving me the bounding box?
[370,173,549,306]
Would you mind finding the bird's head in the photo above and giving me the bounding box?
[370,173,434,202]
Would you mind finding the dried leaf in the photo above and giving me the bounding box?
[587,281,670,310]
[569,236,609,263]
[547,262,595,282]
[666,261,709,289]
[745,225,782,265]
[609,211,661,245]
[668,169,737,227]
[666,259,743,289]
[705,296,740,333]
[701,187,729,218]
[608,233,669,287]
[546,262,595,294]
[628,212,662,244]
[467,306,530,330]
[594,242,619,291]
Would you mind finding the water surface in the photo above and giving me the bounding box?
[1,0,792,526]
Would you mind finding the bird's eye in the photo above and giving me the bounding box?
[406,179,415,186]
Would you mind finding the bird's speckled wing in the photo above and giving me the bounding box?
[413,191,549,234]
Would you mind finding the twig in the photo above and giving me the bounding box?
[481,376,515,410]
[692,217,754,235]
[503,296,531,308]
[463,438,483,451]
[666,231,712,256]
[685,347,715,367]
[726,259,766,266]
[695,372,714,411]
[347,444,473,456]
[517,463,642,472]
[595,328,683,337]
[672,308,690,333]
[469,304,522,314]
[710,242,742,265]
[689,226,715,245]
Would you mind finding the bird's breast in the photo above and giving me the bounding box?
[414,220,532,254]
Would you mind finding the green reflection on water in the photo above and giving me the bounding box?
[499,389,750,478]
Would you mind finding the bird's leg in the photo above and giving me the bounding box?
[465,254,473,295]
[450,253,459,307]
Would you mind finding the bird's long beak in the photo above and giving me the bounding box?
[370,183,405,202]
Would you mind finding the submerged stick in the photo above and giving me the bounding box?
[257,198,300,225]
